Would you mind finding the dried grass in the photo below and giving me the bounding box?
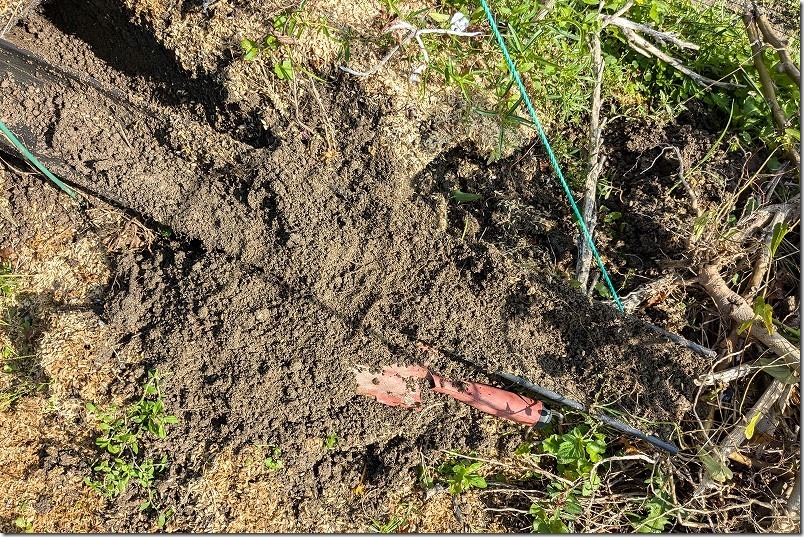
[0,397,106,533]
[0,165,147,532]
[182,445,296,532]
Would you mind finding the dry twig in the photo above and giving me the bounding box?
[575,19,605,291]
[693,378,791,497]
[727,196,799,246]
[753,7,800,87]
[742,209,788,301]
[605,17,700,50]
[742,10,800,168]
[619,26,740,89]
[621,273,683,313]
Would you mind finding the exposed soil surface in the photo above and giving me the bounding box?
[0,1,758,531]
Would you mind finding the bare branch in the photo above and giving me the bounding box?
[576,29,605,291]
[606,17,700,50]
[620,27,741,89]
[697,264,799,367]
[743,10,800,168]
[694,379,792,497]
[742,209,787,301]
[726,195,799,248]
[696,359,762,386]
[603,0,635,24]
[754,8,800,87]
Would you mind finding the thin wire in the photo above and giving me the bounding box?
[478,0,623,311]
[0,117,78,200]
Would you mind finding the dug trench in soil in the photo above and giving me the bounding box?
[0,8,712,532]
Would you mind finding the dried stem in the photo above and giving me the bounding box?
[576,26,605,291]
[620,273,683,313]
[728,196,800,246]
[742,10,800,168]
[619,26,741,89]
[694,378,791,496]
[606,17,700,50]
[754,7,800,87]
[696,359,761,386]
[742,210,787,301]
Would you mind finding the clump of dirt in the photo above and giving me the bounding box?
[0,1,728,532]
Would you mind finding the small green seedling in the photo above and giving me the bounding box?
[14,517,33,533]
[418,464,436,489]
[450,189,482,203]
[157,508,175,529]
[85,370,177,519]
[370,503,412,533]
[437,460,487,494]
[264,445,284,470]
[324,432,338,451]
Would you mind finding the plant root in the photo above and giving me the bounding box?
[697,264,799,368]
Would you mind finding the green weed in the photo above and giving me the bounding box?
[13,503,34,534]
[0,260,16,296]
[377,0,798,164]
[437,459,488,494]
[370,503,413,533]
[518,422,607,531]
[324,432,338,450]
[241,1,337,80]
[0,265,46,411]
[264,445,284,470]
[84,369,177,517]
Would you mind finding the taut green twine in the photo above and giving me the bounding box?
[477,0,623,312]
[0,117,78,200]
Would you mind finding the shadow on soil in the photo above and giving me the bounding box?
[42,0,274,148]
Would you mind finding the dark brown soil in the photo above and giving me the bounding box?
[0,3,731,531]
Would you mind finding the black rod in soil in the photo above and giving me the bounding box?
[496,371,680,455]
[439,346,681,455]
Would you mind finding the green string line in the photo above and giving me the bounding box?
[477,0,623,312]
[0,117,78,200]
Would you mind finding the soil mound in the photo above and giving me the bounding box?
[0,6,708,530]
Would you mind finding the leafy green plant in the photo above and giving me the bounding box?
[631,492,673,533]
[525,423,607,531]
[85,369,177,517]
[324,432,338,450]
[697,448,733,483]
[264,445,284,470]
[241,3,337,80]
[529,501,575,533]
[14,516,33,533]
[437,460,487,494]
[770,222,791,259]
[628,468,675,533]
[738,295,774,335]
